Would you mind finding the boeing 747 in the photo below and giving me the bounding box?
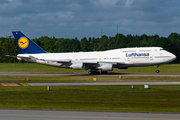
[6,31,176,74]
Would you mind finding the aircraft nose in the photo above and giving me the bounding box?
[172,53,176,61]
[164,52,176,63]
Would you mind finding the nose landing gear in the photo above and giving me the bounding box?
[156,65,160,73]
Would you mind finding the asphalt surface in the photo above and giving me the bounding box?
[1,109,180,120]
[0,72,180,77]
[29,82,180,86]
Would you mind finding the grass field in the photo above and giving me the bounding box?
[1,85,180,113]
[0,63,180,113]
[0,63,180,73]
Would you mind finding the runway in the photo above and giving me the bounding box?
[0,72,180,77]
[1,109,180,120]
[29,82,180,86]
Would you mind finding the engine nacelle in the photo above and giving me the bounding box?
[98,63,114,71]
[71,62,83,70]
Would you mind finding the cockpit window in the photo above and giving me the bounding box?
[160,49,165,51]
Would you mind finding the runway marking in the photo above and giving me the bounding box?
[0,114,180,120]
[0,83,30,86]
[0,83,21,86]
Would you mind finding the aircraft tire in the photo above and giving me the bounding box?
[88,71,92,74]
[156,70,160,73]
[88,71,100,75]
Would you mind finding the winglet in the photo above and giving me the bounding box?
[12,31,46,54]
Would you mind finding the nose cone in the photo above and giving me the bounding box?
[161,50,176,63]
[171,53,176,61]
[167,52,176,63]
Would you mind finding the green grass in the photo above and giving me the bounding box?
[0,63,180,73]
[0,63,84,73]
[0,76,179,83]
[0,85,180,113]
[0,63,180,113]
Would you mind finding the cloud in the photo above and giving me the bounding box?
[124,0,134,7]
[0,0,180,39]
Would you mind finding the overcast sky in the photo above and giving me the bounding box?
[1,0,180,39]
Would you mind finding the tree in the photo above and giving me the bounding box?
[0,32,179,63]
[1,39,19,63]
[80,37,89,51]
[71,37,80,52]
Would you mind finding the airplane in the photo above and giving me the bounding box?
[6,31,176,74]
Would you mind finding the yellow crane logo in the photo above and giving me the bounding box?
[18,37,29,49]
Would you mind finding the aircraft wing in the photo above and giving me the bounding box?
[82,61,126,64]
[6,55,129,69]
[42,59,71,63]
[28,56,71,63]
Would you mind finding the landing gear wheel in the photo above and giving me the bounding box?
[156,70,160,73]
[88,70,100,75]
[88,71,92,74]
[156,65,160,74]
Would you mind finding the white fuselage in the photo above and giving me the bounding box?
[17,47,176,71]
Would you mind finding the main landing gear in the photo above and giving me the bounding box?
[88,70,100,75]
[88,70,108,75]
[156,65,160,73]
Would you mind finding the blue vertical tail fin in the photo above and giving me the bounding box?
[12,31,46,54]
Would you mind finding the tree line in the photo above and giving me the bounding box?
[1,32,180,63]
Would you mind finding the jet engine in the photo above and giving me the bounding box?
[98,63,114,71]
[70,62,83,70]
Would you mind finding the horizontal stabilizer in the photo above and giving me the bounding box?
[5,55,30,59]
[5,55,17,58]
